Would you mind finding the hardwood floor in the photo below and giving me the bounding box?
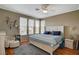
[54,47,79,55]
[5,48,14,55]
[5,38,79,55]
[20,38,29,45]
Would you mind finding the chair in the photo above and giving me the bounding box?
[5,36,20,48]
[9,40,20,48]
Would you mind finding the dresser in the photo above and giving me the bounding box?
[0,31,6,55]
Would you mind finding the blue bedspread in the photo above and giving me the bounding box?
[29,34,63,47]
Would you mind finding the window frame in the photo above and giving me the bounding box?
[19,17,45,35]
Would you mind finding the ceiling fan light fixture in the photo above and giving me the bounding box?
[42,10,48,13]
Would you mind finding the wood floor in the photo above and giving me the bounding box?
[54,47,79,55]
[5,38,79,55]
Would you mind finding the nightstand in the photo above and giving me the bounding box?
[65,39,74,49]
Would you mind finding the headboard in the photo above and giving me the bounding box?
[46,26,64,34]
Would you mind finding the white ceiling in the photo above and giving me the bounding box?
[0,4,79,19]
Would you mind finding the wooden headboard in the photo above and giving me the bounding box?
[46,26,64,34]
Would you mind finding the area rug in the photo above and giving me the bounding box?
[14,44,49,55]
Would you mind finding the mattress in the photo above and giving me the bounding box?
[29,34,63,47]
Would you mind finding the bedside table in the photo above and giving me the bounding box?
[65,39,74,49]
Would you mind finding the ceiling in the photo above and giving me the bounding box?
[0,4,79,19]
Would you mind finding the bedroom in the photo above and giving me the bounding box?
[0,4,79,55]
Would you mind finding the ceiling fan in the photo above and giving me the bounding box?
[36,4,54,13]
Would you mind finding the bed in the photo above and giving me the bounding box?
[29,26,64,55]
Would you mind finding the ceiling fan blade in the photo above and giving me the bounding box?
[35,8,40,11]
[41,4,49,10]
[35,4,55,13]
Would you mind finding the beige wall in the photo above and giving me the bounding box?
[0,9,19,36]
[45,10,79,38]
[0,9,36,36]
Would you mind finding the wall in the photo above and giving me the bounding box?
[45,10,79,38]
[0,9,36,36]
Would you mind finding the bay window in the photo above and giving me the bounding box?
[35,20,40,34]
[20,17,45,35]
[28,19,34,34]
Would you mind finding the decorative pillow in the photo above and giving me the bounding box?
[52,31,61,35]
[44,31,51,34]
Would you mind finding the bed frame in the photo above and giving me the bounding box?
[29,26,64,55]
[30,40,59,55]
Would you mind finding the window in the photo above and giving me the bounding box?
[35,20,40,34]
[41,20,45,33]
[28,19,34,34]
[20,17,27,35]
[20,17,45,35]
